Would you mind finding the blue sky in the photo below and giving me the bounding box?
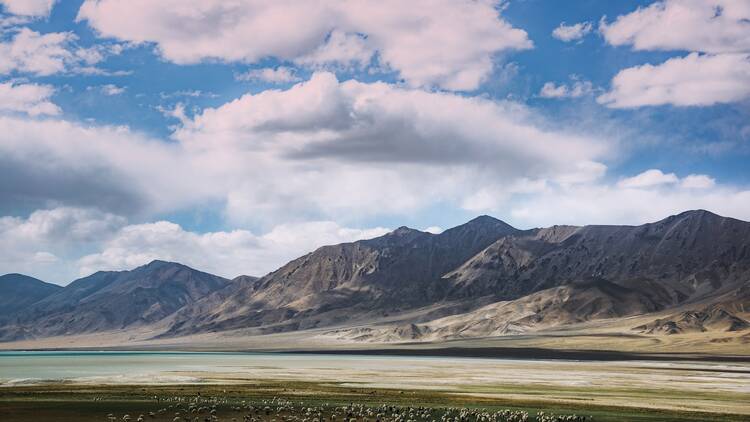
[1,0,749,284]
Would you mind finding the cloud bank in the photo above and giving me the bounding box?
[600,0,750,107]
[77,0,532,90]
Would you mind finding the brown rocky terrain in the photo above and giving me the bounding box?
[1,210,749,348]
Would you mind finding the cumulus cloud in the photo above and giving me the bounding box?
[235,66,301,83]
[539,79,594,99]
[598,53,750,108]
[681,174,716,189]
[177,72,603,164]
[77,0,532,90]
[0,82,60,115]
[600,0,750,54]
[0,28,107,76]
[599,0,750,107]
[0,0,56,17]
[4,171,746,284]
[447,166,749,228]
[0,206,388,283]
[616,169,717,191]
[0,72,610,227]
[507,172,750,227]
[0,14,30,28]
[174,72,608,223]
[1,207,125,243]
[0,115,212,216]
[0,207,126,283]
[77,220,390,280]
[159,90,218,99]
[100,84,125,95]
[617,169,679,189]
[294,30,373,70]
[552,21,592,42]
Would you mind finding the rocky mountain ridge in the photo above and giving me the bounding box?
[1,210,748,344]
[0,274,61,322]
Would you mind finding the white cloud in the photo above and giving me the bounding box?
[600,0,750,54]
[32,251,59,264]
[452,167,750,228]
[681,174,716,189]
[617,169,678,189]
[100,84,125,95]
[263,221,390,257]
[423,226,443,234]
[235,66,301,83]
[0,207,126,283]
[599,1,750,108]
[539,79,594,99]
[0,82,60,115]
[507,173,750,228]
[0,0,56,17]
[294,30,374,70]
[77,0,532,90]
[539,82,568,98]
[598,53,750,108]
[0,205,388,283]
[555,161,607,186]
[0,28,107,76]
[174,72,608,224]
[552,21,592,42]
[0,115,213,215]
[0,72,610,228]
[77,220,389,279]
[0,14,30,28]
[0,207,125,243]
[160,90,217,99]
[3,170,747,284]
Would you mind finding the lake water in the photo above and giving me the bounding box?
[1,350,749,395]
[0,351,425,385]
[2,351,750,416]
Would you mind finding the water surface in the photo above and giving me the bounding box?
[1,350,749,395]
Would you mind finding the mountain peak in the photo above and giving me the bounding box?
[0,273,57,288]
[442,215,518,236]
[389,226,424,236]
[0,273,62,317]
[138,259,185,271]
[676,209,721,219]
[657,209,727,226]
[468,215,501,224]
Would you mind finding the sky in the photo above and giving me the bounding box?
[1,0,749,284]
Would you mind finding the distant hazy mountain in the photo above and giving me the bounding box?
[0,261,229,340]
[0,274,61,321]
[1,210,749,344]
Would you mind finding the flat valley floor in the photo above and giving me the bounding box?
[0,351,749,421]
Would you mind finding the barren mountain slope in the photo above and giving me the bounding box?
[445,210,750,306]
[0,274,61,322]
[166,216,519,335]
[169,210,750,340]
[322,279,750,343]
[0,261,230,341]
[1,210,748,346]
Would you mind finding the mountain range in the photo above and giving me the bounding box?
[1,210,749,351]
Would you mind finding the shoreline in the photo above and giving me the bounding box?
[278,346,750,362]
[2,345,750,362]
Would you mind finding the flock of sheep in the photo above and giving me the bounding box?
[103,395,591,422]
